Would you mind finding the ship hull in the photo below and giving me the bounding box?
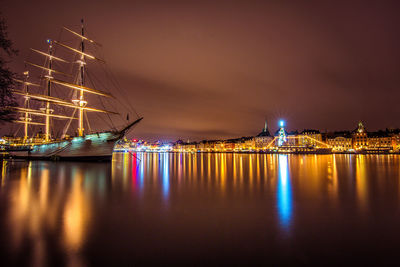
[9,132,121,161]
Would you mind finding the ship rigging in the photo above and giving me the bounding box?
[3,20,142,160]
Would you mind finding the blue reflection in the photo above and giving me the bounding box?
[162,153,170,198]
[277,155,292,230]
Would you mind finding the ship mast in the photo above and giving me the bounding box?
[43,40,53,141]
[74,19,87,136]
[22,71,31,141]
[10,21,119,141]
[12,77,43,135]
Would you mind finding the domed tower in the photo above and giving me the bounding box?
[352,121,368,150]
[254,120,273,150]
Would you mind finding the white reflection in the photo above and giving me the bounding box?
[162,153,170,199]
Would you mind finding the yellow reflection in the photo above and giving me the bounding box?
[188,153,192,178]
[40,167,49,210]
[111,153,117,186]
[8,162,54,266]
[256,154,260,186]
[1,160,7,187]
[153,153,158,184]
[233,154,237,185]
[220,153,226,193]
[239,155,243,184]
[207,154,211,178]
[200,153,204,178]
[193,153,197,179]
[123,152,129,188]
[264,154,267,179]
[330,155,338,199]
[215,153,219,179]
[249,154,253,188]
[355,155,367,210]
[63,169,90,251]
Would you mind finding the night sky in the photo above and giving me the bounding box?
[3,0,400,141]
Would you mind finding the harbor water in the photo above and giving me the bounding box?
[1,153,400,265]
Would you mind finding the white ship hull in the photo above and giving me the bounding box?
[9,132,121,161]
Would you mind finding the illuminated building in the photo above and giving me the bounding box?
[326,131,352,152]
[366,131,392,152]
[351,122,392,152]
[224,137,254,151]
[222,142,235,151]
[110,121,400,154]
[198,140,216,151]
[299,129,322,147]
[386,129,400,151]
[352,121,368,150]
[254,120,273,150]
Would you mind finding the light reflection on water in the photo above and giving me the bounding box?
[162,153,170,199]
[1,153,400,265]
[277,154,292,230]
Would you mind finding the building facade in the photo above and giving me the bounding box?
[326,131,352,152]
[254,121,273,150]
[352,122,368,150]
[299,129,322,147]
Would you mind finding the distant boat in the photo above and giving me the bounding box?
[3,20,142,161]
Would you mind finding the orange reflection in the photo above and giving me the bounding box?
[239,155,243,185]
[233,154,237,185]
[220,153,227,193]
[1,159,7,187]
[329,155,338,199]
[200,153,204,178]
[207,153,211,179]
[355,155,367,211]
[63,168,90,251]
[256,154,261,186]
[9,162,55,266]
[249,154,254,188]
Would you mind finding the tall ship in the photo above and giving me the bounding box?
[1,20,142,161]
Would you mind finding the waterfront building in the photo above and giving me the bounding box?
[298,129,322,147]
[386,129,400,151]
[286,130,299,146]
[326,131,352,152]
[124,121,400,154]
[222,141,235,151]
[215,141,225,152]
[198,140,217,152]
[254,121,273,150]
[225,136,254,151]
[350,122,393,152]
[367,131,392,152]
[174,140,197,151]
[352,121,368,150]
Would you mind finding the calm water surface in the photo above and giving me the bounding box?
[1,153,400,265]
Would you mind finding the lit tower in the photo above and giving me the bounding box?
[277,120,287,146]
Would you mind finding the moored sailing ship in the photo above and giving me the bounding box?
[2,20,142,160]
